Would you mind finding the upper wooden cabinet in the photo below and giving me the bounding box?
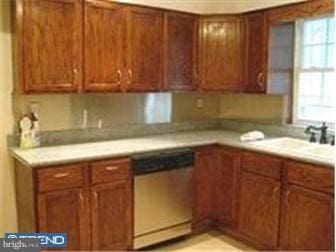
[125,6,163,91]
[244,11,268,93]
[84,3,162,92]
[13,0,334,94]
[163,12,198,90]
[84,1,125,92]
[199,16,245,92]
[14,0,83,93]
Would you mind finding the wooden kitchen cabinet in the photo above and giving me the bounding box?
[279,160,334,251]
[163,12,198,90]
[280,185,334,251]
[199,16,245,92]
[244,11,268,93]
[84,0,125,92]
[215,147,240,229]
[125,6,163,91]
[193,147,218,232]
[15,158,132,251]
[14,0,83,93]
[238,171,281,249]
[91,181,132,251]
[37,189,90,251]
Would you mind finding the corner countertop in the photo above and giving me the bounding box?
[10,130,335,168]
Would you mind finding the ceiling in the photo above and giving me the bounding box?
[115,0,308,14]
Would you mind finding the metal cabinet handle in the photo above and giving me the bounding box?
[285,189,290,205]
[127,69,133,85]
[193,72,198,85]
[117,69,122,85]
[92,191,99,208]
[73,68,78,83]
[53,172,69,178]
[105,166,119,171]
[273,186,279,201]
[79,192,84,211]
[257,72,263,87]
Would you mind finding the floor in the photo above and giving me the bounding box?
[151,231,254,251]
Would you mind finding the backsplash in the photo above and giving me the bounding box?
[9,91,299,147]
[219,93,288,124]
[12,92,289,133]
[12,92,220,132]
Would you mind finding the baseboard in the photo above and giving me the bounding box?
[215,223,277,251]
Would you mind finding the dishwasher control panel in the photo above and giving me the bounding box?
[132,148,194,176]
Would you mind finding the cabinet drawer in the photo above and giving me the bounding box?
[285,161,334,194]
[36,164,84,192]
[242,151,282,179]
[91,158,131,184]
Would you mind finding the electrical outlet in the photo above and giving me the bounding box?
[98,119,103,129]
[197,98,203,109]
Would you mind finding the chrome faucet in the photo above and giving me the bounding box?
[304,122,329,144]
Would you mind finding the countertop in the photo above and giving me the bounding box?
[10,130,335,168]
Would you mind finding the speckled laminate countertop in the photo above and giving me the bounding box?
[10,130,335,168]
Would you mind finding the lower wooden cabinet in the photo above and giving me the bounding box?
[37,189,90,251]
[238,171,281,249]
[91,181,132,251]
[215,148,240,229]
[16,148,334,252]
[193,147,218,232]
[280,185,334,251]
[16,159,132,251]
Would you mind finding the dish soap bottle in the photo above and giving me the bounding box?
[19,115,33,149]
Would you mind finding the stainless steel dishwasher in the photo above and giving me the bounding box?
[132,149,194,249]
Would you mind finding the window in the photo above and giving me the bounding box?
[293,16,335,125]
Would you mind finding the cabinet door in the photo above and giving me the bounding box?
[22,0,82,93]
[245,11,268,93]
[193,147,218,231]
[91,181,132,251]
[200,16,244,92]
[280,185,334,251]
[84,1,125,92]
[126,7,163,91]
[239,172,280,248]
[37,189,90,251]
[215,148,240,229]
[163,12,198,90]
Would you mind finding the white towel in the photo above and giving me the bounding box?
[240,131,265,142]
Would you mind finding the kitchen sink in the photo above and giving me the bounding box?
[251,137,312,151]
[250,137,335,161]
[303,145,335,160]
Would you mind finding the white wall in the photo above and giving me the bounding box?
[1,0,17,235]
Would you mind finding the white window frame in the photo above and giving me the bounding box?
[292,15,335,127]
